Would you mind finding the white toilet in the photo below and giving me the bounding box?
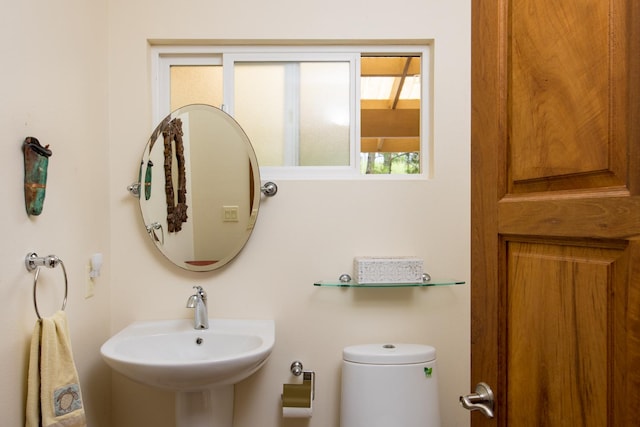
[340,343,441,427]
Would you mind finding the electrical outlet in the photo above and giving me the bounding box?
[85,265,95,299]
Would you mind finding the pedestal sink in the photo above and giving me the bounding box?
[100,318,275,427]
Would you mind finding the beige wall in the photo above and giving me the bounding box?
[2,0,469,426]
[1,1,111,426]
[108,0,470,426]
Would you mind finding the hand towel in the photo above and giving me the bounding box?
[26,311,86,427]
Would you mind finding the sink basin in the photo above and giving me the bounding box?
[100,318,275,391]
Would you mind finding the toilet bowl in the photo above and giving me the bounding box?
[340,343,440,427]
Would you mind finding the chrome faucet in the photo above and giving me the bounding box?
[186,286,209,329]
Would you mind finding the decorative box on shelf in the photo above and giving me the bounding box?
[353,256,424,284]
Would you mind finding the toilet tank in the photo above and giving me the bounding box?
[340,343,440,427]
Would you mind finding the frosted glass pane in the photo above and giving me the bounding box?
[299,62,350,166]
[170,66,223,111]
[234,61,350,167]
[234,64,285,167]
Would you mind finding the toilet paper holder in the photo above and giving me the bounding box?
[282,360,315,409]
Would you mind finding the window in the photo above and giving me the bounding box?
[360,55,422,175]
[152,44,430,179]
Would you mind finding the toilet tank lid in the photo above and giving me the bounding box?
[343,343,436,364]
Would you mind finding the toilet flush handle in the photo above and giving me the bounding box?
[459,382,494,418]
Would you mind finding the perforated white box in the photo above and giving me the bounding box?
[353,257,424,284]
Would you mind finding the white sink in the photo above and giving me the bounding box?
[100,318,275,391]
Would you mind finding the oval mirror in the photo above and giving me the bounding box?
[136,104,261,272]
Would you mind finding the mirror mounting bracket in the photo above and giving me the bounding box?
[260,181,278,197]
[127,183,141,198]
[131,181,276,198]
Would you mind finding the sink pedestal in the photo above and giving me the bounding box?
[176,386,233,427]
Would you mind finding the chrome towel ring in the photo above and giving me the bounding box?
[25,252,68,320]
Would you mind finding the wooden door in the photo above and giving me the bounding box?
[470,0,640,426]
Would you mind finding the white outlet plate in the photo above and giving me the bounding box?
[223,206,239,222]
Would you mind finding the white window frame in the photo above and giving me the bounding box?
[150,44,431,180]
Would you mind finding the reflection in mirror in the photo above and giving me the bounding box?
[137,104,261,272]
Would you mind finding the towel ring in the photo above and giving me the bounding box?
[25,252,68,320]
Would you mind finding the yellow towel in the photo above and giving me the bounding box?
[26,311,86,427]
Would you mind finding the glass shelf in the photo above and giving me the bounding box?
[314,279,465,288]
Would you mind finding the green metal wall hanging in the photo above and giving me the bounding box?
[144,160,153,200]
[23,137,52,216]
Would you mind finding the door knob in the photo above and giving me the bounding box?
[459,382,494,418]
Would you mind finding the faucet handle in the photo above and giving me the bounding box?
[193,285,206,299]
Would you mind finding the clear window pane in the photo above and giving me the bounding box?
[360,56,421,174]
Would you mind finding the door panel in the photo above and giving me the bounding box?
[508,0,633,194]
[507,240,622,426]
[471,0,640,425]
[511,0,610,184]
